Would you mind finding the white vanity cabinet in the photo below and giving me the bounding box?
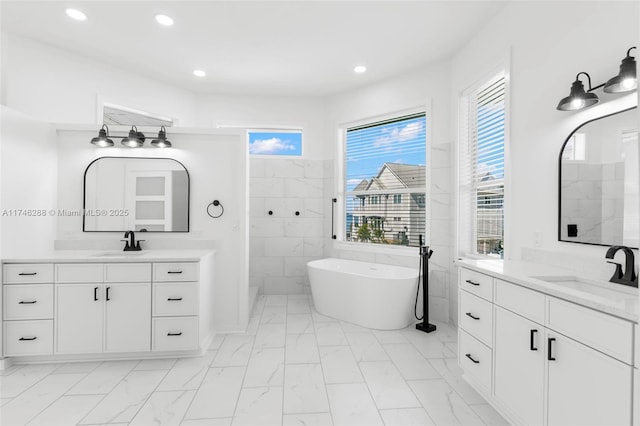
[1,251,215,365]
[55,263,152,354]
[458,264,636,426]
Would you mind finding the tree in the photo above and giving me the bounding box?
[357,224,371,242]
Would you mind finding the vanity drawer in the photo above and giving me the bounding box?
[153,282,199,316]
[547,297,633,364]
[153,263,199,282]
[495,279,545,325]
[105,263,152,283]
[152,317,199,351]
[459,290,493,347]
[3,320,53,356]
[55,264,104,283]
[3,284,54,320]
[459,329,492,393]
[3,264,54,284]
[459,268,494,301]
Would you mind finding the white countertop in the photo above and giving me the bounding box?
[456,258,639,323]
[1,250,215,263]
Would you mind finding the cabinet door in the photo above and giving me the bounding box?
[104,282,151,352]
[494,306,545,425]
[56,283,103,354]
[547,332,632,426]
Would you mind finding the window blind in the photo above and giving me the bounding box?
[459,73,506,257]
[344,113,427,247]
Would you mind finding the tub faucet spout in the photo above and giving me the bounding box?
[605,246,638,287]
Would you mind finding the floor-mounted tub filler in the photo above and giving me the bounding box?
[307,258,418,330]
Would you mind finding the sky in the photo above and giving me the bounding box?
[345,115,427,192]
[249,131,302,156]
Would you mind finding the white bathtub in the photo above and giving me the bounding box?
[307,258,419,330]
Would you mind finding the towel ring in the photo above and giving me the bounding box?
[207,200,224,218]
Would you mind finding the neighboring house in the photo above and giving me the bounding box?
[349,163,425,246]
[476,172,504,255]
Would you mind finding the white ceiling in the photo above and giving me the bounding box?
[0,1,509,96]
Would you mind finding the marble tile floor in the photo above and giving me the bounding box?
[0,295,509,426]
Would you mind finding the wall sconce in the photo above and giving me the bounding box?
[557,46,637,112]
[90,125,173,148]
[604,47,637,93]
[556,72,600,111]
[151,126,172,148]
[90,124,114,147]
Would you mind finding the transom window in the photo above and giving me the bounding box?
[344,112,427,246]
[248,130,302,156]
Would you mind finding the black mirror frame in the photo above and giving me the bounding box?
[82,156,190,233]
[557,106,637,248]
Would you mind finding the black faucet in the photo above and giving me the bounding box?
[605,246,638,287]
[122,230,143,251]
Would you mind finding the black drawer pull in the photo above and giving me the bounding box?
[167,297,183,301]
[18,272,37,276]
[19,300,37,304]
[465,353,480,364]
[94,286,99,301]
[167,271,183,274]
[548,337,556,361]
[530,329,538,351]
[465,279,480,286]
[19,337,37,341]
[167,332,183,336]
[465,312,480,320]
[106,286,111,301]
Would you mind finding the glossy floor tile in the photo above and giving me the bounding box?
[0,294,506,426]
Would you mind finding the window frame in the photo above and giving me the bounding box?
[456,64,511,260]
[335,105,430,254]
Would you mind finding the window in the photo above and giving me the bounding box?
[248,131,302,156]
[459,72,507,258]
[344,112,426,246]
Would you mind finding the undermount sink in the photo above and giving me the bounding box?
[93,251,144,257]
[530,275,636,309]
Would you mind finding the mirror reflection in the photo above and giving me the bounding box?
[559,107,638,248]
[84,157,189,232]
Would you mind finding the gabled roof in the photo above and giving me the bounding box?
[375,162,425,189]
[353,179,369,191]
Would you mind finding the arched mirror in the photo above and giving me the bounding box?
[558,107,638,248]
[84,157,189,232]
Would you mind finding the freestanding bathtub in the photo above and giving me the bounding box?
[307,258,419,330]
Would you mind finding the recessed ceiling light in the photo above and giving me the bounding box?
[354,65,367,73]
[193,70,206,77]
[155,14,174,26]
[65,8,87,21]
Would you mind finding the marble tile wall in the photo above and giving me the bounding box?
[249,158,325,294]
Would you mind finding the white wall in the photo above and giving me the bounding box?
[0,106,57,257]
[325,60,454,323]
[54,127,248,332]
[2,34,198,126]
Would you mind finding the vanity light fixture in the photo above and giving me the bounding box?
[603,47,637,94]
[556,72,600,111]
[151,126,172,148]
[121,126,146,148]
[90,124,114,147]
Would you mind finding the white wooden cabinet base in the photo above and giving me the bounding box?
[1,252,215,367]
[457,262,637,426]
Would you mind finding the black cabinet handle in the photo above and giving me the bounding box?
[465,353,480,364]
[106,287,111,301]
[167,297,183,301]
[465,279,480,286]
[548,337,556,361]
[530,329,538,351]
[465,312,480,320]
[18,272,37,276]
[167,332,183,336]
[94,286,99,301]
[19,300,37,304]
[167,271,183,274]
[19,337,37,341]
